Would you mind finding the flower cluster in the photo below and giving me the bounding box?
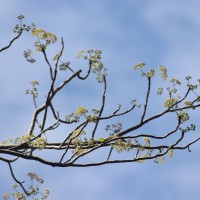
[31,28,57,43]
[14,134,46,150]
[90,50,103,73]
[168,149,173,158]
[71,129,86,138]
[77,50,85,59]
[75,106,88,116]
[14,134,31,145]
[26,81,39,98]
[133,63,156,79]
[86,114,98,122]
[154,157,165,164]
[30,137,46,150]
[4,173,49,200]
[23,49,36,63]
[163,98,177,108]
[157,87,163,95]
[105,122,122,134]
[111,139,132,153]
[146,69,155,78]
[31,26,57,51]
[184,101,192,107]
[169,78,181,85]
[178,112,189,123]
[27,172,44,183]
[133,62,145,70]
[13,15,31,34]
[143,137,150,146]
[77,50,106,82]
[158,66,167,80]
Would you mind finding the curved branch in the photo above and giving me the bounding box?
[77,60,92,80]
[8,162,32,196]
[0,30,23,52]
[27,70,82,135]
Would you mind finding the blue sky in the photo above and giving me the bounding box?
[1,0,200,199]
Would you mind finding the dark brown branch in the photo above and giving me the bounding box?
[117,119,181,141]
[27,70,82,135]
[92,75,107,138]
[49,99,77,124]
[0,157,18,163]
[68,130,186,166]
[34,39,65,131]
[117,88,191,137]
[42,49,54,81]
[1,131,199,168]
[141,77,151,122]
[53,70,82,94]
[107,147,113,161]
[40,41,64,130]
[8,162,32,196]
[59,121,88,148]
[100,104,136,120]
[60,122,88,163]
[54,37,64,79]
[77,60,92,80]
[0,30,23,52]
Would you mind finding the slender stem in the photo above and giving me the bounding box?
[141,77,151,122]
[92,75,107,138]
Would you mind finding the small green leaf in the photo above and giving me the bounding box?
[53,53,60,61]
[98,138,105,142]
[133,62,145,70]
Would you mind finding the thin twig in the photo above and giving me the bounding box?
[8,162,32,196]
[141,77,151,122]
[92,75,107,138]
[0,31,23,52]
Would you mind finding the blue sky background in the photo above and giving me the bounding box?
[1,0,200,199]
